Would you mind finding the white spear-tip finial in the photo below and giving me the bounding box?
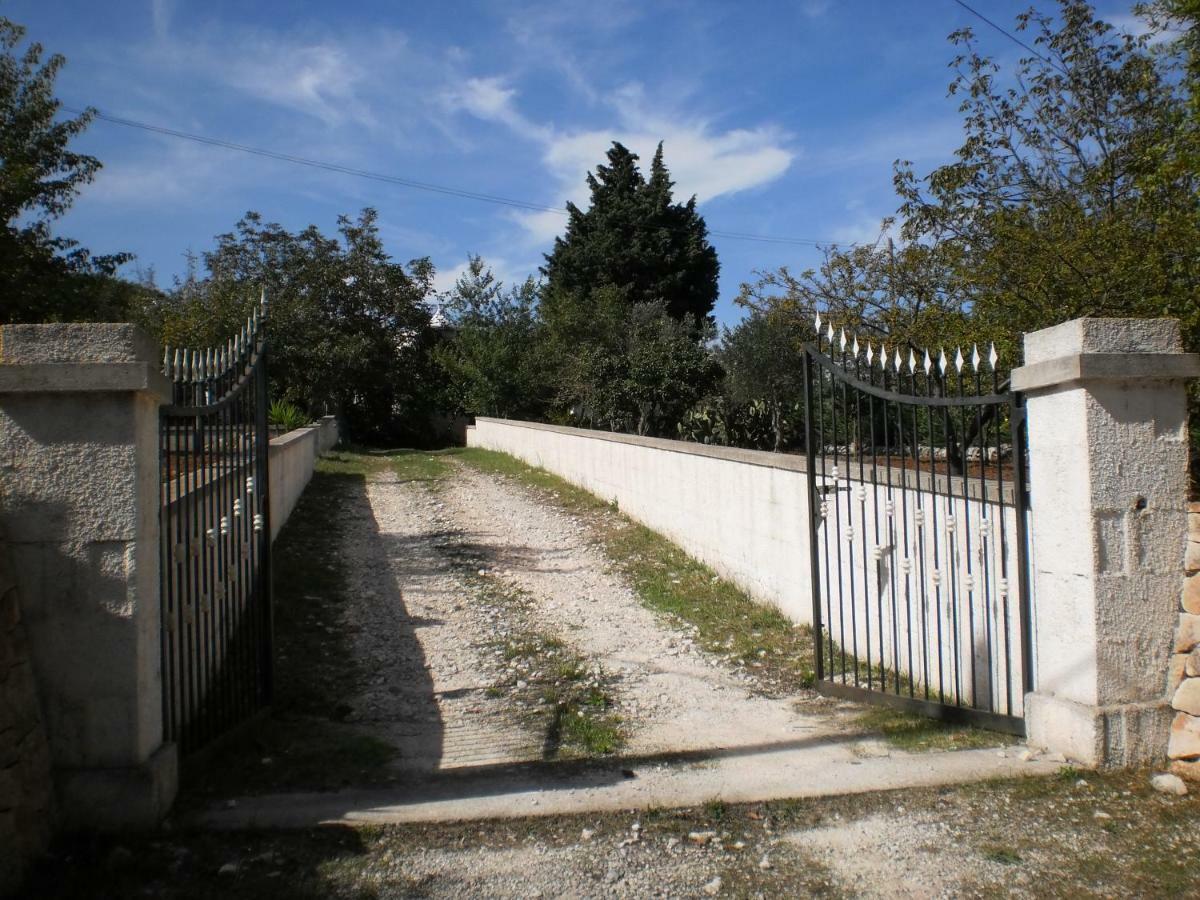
[938,348,949,374]
[865,342,874,366]
[826,321,835,342]
[838,328,847,352]
[954,346,965,373]
[893,346,903,373]
[971,343,981,372]
[814,311,822,333]
[923,349,933,375]
[908,348,918,374]
[988,342,999,370]
[851,334,860,357]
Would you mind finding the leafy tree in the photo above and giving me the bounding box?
[541,142,720,325]
[736,235,976,357]
[153,209,436,442]
[556,295,720,436]
[894,0,1199,355]
[622,303,722,436]
[540,142,721,433]
[719,312,808,451]
[0,16,147,324]
[435,256,551,419]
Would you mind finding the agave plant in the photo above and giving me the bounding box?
[268,399,309,433]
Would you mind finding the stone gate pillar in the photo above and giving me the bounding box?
[0,324,177,827]
[1012,318,1200,767]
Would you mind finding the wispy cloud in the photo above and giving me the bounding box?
[432,254,541,295]
[448,77,795,244]
[442,77,551,142]
[150,0,172,40]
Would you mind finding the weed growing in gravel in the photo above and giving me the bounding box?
[852,706,1014,752]
[458,448,817,697]
[475,575,625,758]
[389,449,457,484]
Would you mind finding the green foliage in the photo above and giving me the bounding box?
[677,397,792,451]
[718,312,808,451]
[434,256,551,419]
[0,16,149,325]
[554,295,722,436]
[268,400,309,432]
[541,141,719,324]
[147,210,437,443]
[737,0,1200,486]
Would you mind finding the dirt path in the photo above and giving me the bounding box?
[334,456,847,774]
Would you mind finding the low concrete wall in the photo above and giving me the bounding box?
[268,416,339,541]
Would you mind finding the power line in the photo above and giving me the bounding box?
[951,0,1070,76]
[66,105,847,248]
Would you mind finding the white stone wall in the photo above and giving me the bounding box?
[268,416,339,541]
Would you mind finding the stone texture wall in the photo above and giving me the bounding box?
[0,534,54,896]
[1168,502,1200,774]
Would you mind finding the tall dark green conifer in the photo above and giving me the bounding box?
[541,141,719,324]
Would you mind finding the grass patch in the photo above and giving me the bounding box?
[389,448,458,484]
[476,575,624,758]
[981,845,1022,865]
[458,448,816,696]
[853,705,1015,752]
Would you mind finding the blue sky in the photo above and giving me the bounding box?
[8,0,1149,326]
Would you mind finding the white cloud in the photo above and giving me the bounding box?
[150,0,172,40]
[1105,11,1178,44]
[432,255,540,295]
[448,79,795,245]
[443,77,550,141]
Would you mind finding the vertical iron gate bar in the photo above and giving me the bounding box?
[1012,394,1034,698]
[802,352,824,683]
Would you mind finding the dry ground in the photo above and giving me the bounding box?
[20,447,1200,898]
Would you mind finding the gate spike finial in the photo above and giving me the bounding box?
[851,334,860,358]
[826,321,835,342]
[813,311,822,333]
[954,346,964,373]
[908,348,917,374]
[923,349,933,375]
[173,349,182,382]
[971,343,981,372]
[938,348,949,374]
[893,347,903,373]
[838,327,847,352]
[988,342,999,370]
[865,342,874,366]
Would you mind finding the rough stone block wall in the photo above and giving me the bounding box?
[0,535,54,895]
[1169,502,1200,776]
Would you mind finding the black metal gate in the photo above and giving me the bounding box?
[802,318,1032,733]
[159,296,272,755]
